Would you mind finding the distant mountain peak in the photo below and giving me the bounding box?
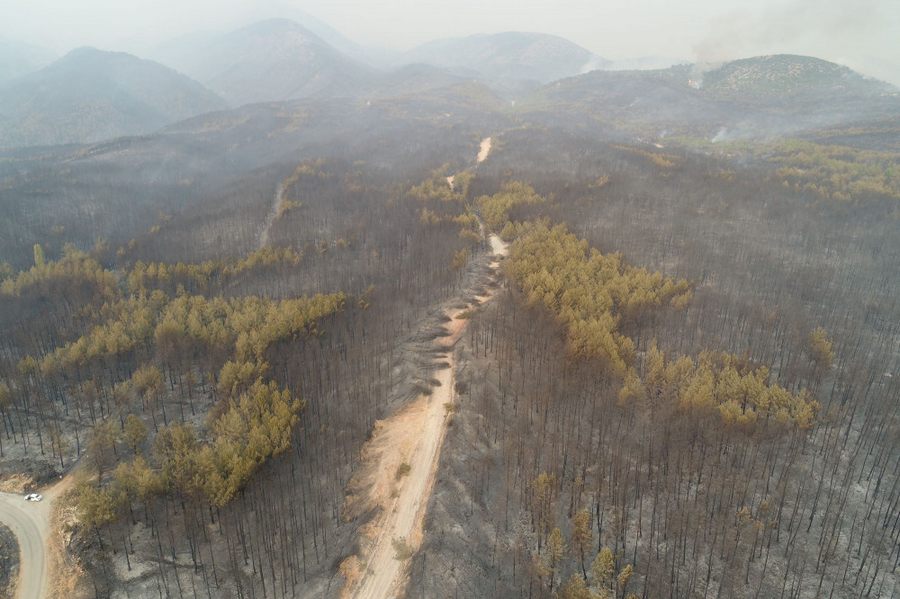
[149,18,374,106]
[233,17,316,36]
[0,48,225,148]
[56,46,151,67]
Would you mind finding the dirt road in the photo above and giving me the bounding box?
[477,137,492,163]
[344,134,502,599]
[351,354,456,599]
[0,477,71,599]
[351,232,507,599]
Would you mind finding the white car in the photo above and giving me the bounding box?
[24,493,42,502]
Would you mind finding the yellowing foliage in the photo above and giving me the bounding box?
[197,380,303,506]
[276,199,303,219]
[38,291,344,375]
[770,140,900,201]
[505,222,691,376]
[0,245,117,300]
[40,292,168,375]
[134,378,302,508]
[127,246,301,294]
[807,326,835,371]
[409,170,482,244]
[477,181,545,231]
[640,343,819,429]
[282,160,326,190]
[501,218,812,432]
[408,166,467,203]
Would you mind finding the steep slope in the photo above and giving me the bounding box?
[158,18,375,105]
[0,47,227,148]
[400,32,609,83]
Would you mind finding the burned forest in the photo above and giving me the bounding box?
[0,8,898,599]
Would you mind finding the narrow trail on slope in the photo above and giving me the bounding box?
[344,137,501,599]
[258,183,285,249]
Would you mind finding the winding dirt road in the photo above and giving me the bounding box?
[0,477,72,599]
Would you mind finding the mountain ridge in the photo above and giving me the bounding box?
[522,53,899,139]
[0,47,227,148]
[398,31,610,83]
[697,54,897,99]
[155,18,376,105]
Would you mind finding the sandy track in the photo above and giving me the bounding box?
[0,476,74,599]
[488,233,506,258]
[477,137,492,163]
[351,356,456,599]
[349,233,507,599]
[346,135,503,599]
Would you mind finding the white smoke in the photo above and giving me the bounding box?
[692,0,891,77]
[579,54,608,75]
[711,127,729,143]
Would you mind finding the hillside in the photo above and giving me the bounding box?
[365,63,468,98]
[0,47,226,148]
[700,54,896,101]
[524,55,900,138]
[399,32,609,83]
[156,18,376,105]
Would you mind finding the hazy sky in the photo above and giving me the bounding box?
[2,0,899,84]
